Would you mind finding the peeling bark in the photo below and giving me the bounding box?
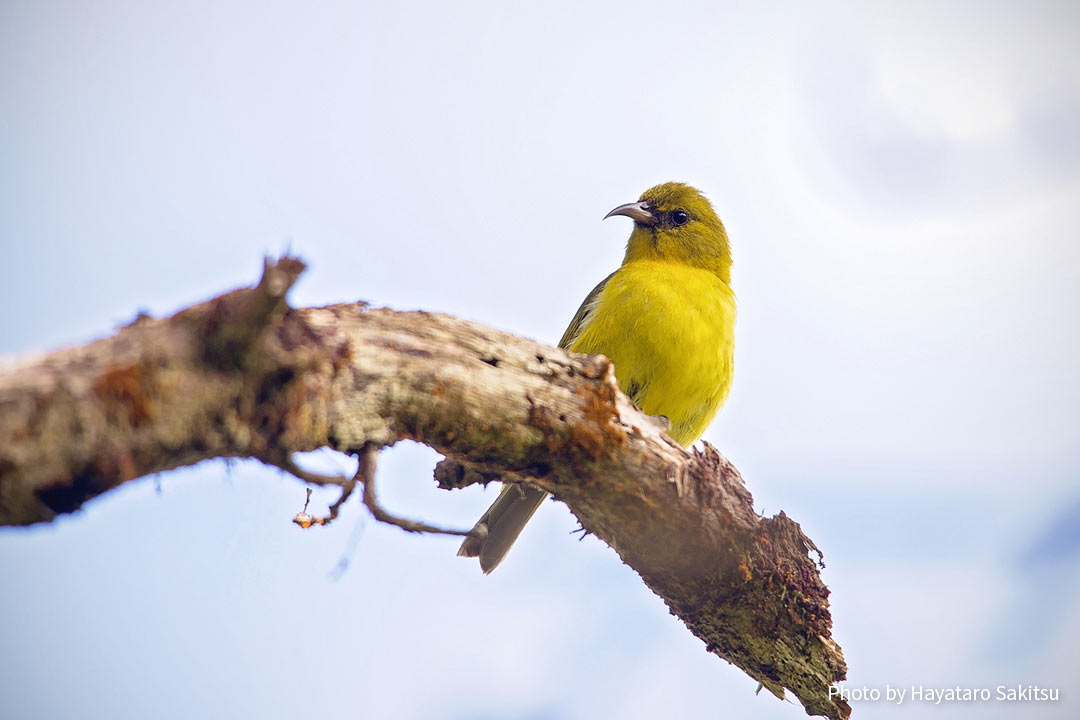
[0,256,850,719]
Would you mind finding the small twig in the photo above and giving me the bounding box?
[571,524,592,542]
[326,472,358,518]
[275,455,356,528]
[264,452,350,488]
[357,443,471,537]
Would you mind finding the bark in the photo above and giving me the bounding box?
[0,256,850,719]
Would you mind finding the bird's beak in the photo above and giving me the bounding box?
[604,201,657,226]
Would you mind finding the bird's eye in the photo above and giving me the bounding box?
[671,210,690,226]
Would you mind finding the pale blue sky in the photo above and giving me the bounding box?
[2,1,1079,719]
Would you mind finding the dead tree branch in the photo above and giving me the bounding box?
[0,256,849,719]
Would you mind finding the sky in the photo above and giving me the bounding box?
[1,1,1079,718]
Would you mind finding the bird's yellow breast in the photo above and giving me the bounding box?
[568,259,735,446]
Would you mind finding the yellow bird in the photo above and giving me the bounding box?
[459,182,735,572]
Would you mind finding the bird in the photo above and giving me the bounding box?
[458,182,735,573]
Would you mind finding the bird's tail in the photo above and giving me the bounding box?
[458,483,548,573]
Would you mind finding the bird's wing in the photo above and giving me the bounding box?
[558,271,615,350]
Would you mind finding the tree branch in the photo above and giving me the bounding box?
[0,256,849,719]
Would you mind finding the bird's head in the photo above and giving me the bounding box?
[605,182,730,282]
